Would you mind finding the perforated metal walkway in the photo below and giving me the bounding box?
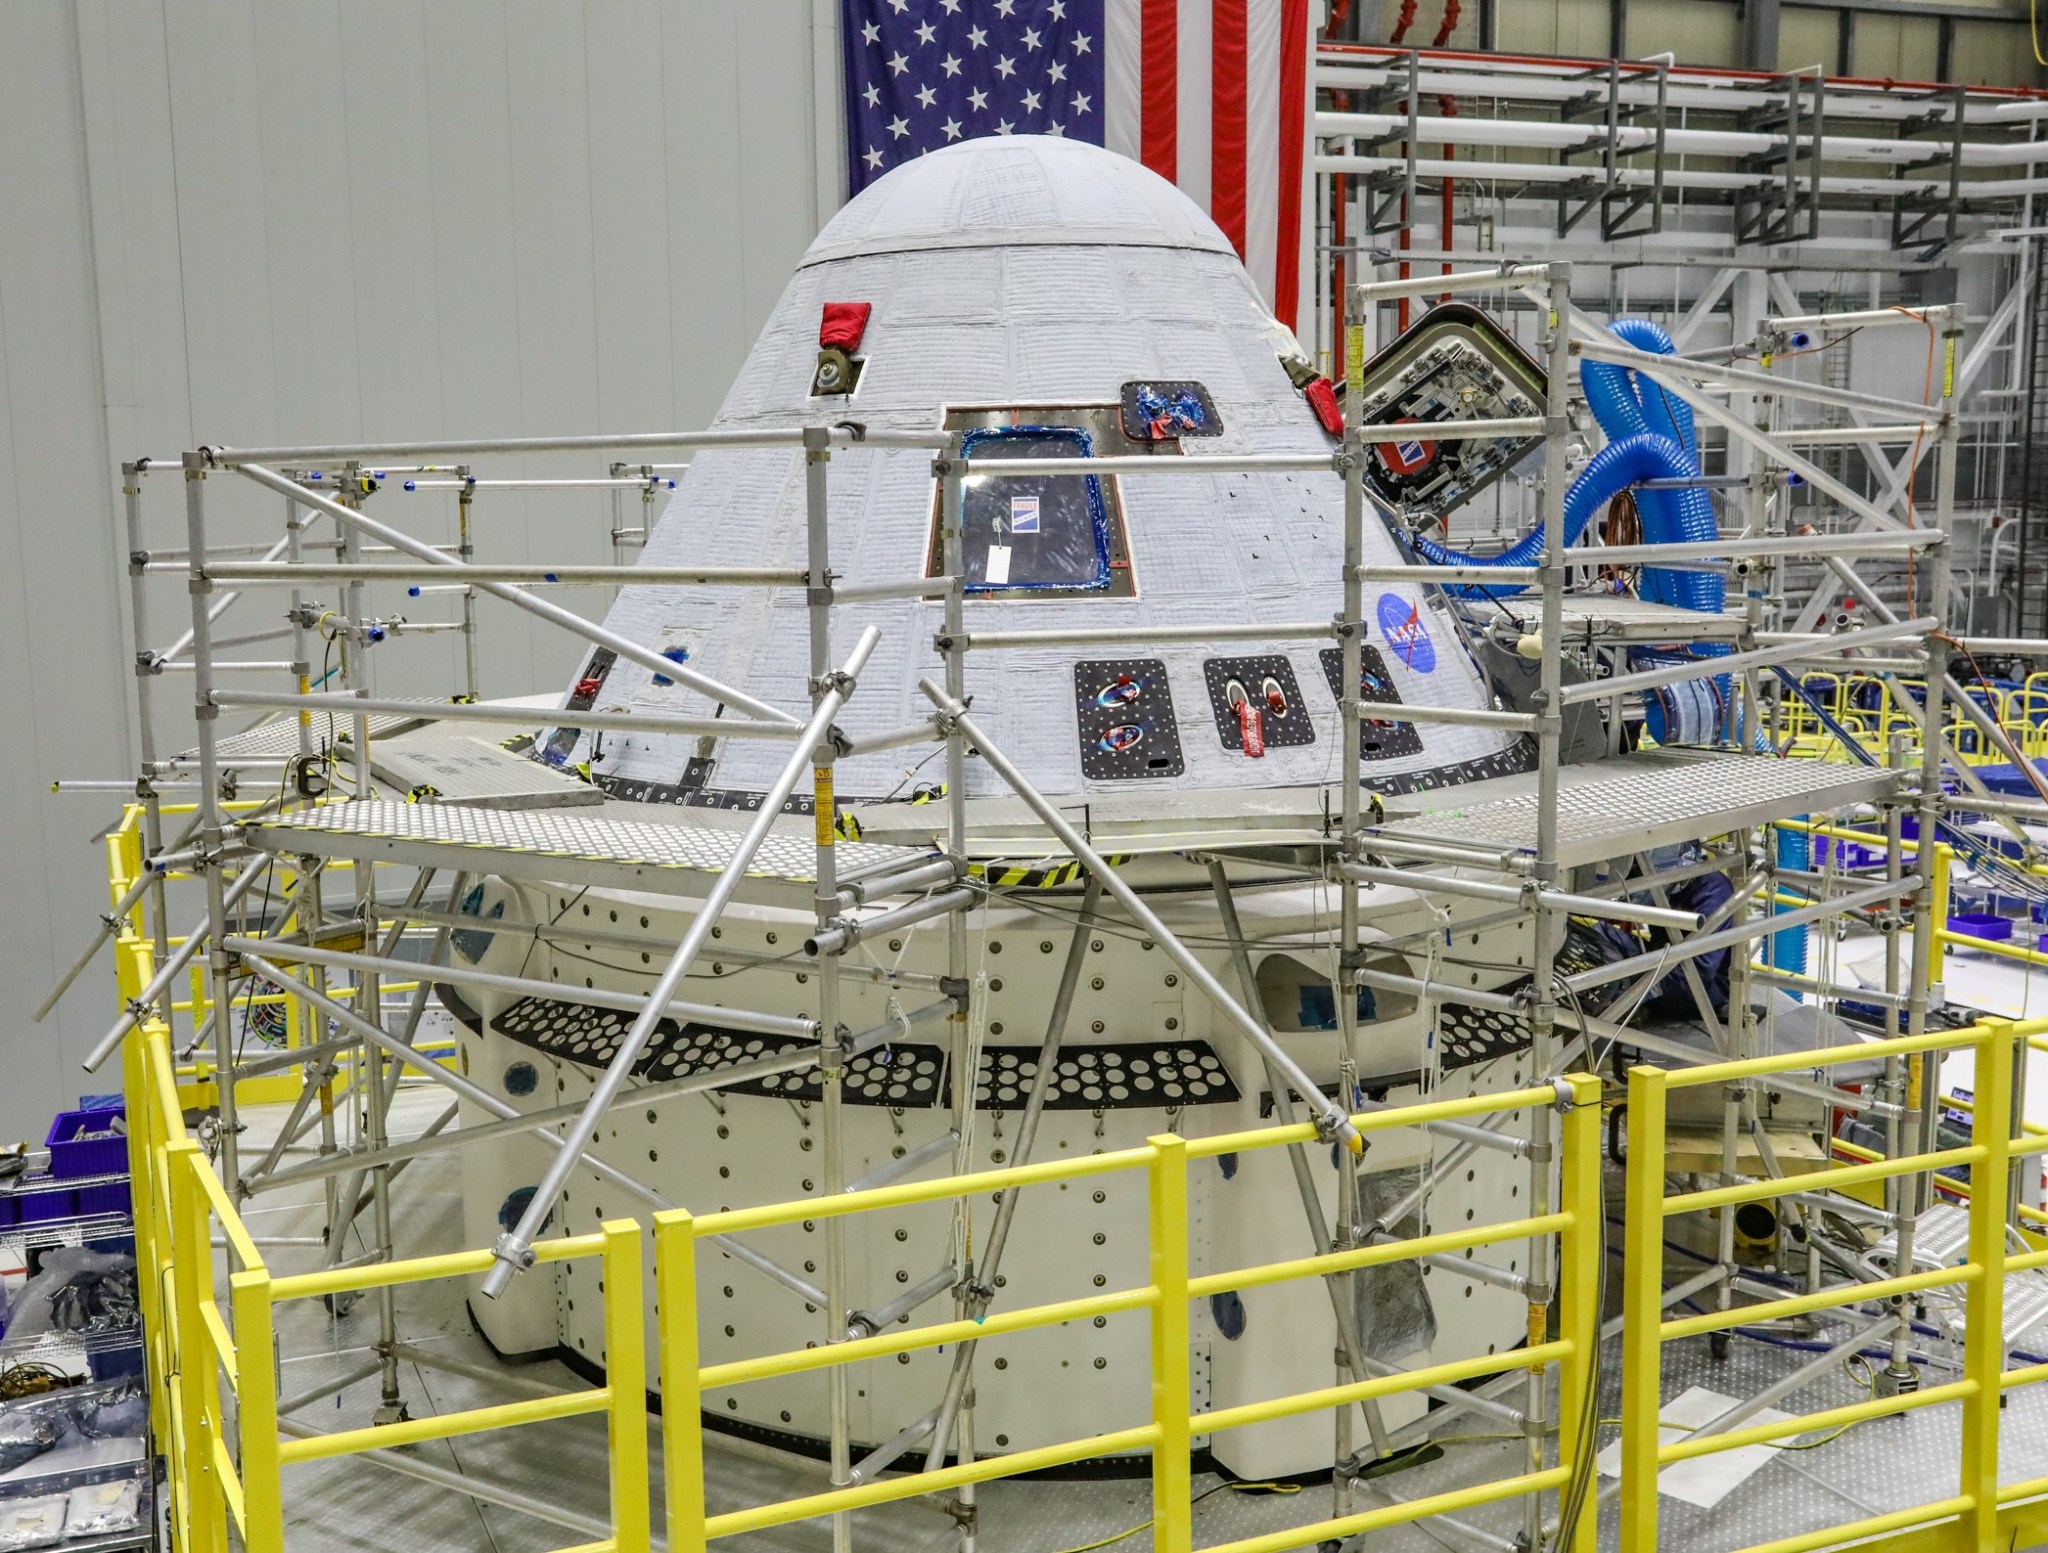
[241,800,932,895]
[1369,750,1898,867]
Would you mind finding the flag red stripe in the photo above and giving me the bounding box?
[1140,0,1178,183]
[1211,0,1248,258]
[1272,0,1308,323]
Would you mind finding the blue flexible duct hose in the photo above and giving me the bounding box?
[1410,317,1729,743]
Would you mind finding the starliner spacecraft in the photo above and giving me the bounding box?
[449,136,1599,1479]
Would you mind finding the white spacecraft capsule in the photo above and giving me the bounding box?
[454,135,1541,1480]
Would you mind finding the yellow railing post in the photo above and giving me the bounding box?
[232,1268,284,1551]
[1554,1075,1604,1553]
[655,1209,709,1553]
[603,1217,653,1553]
[1931,842,1952,988]
[1149,1134,1192,1553]
[1617,1066,1669,1551]
[168,1146,225,1553]
[1961,1021,2014,1548]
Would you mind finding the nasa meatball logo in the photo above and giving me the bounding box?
[1374,419,1437,478]
[1376,594,1437,673]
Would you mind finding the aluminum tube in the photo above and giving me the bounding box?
[1359,835,1538,874]
[1772,424,1932,445]
[233,460,798,727]
[807,887,976,957]
[850,1405,944,1484]
[957,621,1336,650]
[211,687,793,743]
[238,951,673,1214]
[917,678,1360,1148]
[1356,563,1542,585]
[222,937,818,1039]
[1940,792,2048,820]
[154,529,296,663]
[921,878,1098,1474]
[1354,262,1553,300]
[707,1234,830,1308]
[1563,876,1918,995]
[1748,966,1909,1009]
[1352,1354,1530,1428]
[203,562,804,587]
[245,1037,839,1196]
[1585,530,1936,566]
[1555,616,1935,705]
[275,1417,615,1540]
[210,426,834,466]
[1691,1318,1903,1445]
[1351,699,1539,731]
[381,901,945,990]
[1632,368,1925,534]
[960,452,1336,477]
[1955,636,2048,654]
[156,661,298,673]
[483,627,883,1298]
[1352,966,1525,1016]
[33,858,172,1021]
[1338,862,1702,930]
[831,576,957,604]
[1768,307,1959,331]
[398,477,661,490]
[276,1359,385,1417]
[82,861,270,1070]
[835,719,943,758]
[845,1131,961,1193]
[1579,340,1944,423]
[836,858,963,908]
[847,1264,960,1339]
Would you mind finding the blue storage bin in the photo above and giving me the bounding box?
[45,1107,127,1180]
[15,1181,76,1221]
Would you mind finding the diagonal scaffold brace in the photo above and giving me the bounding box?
[915,676,1364,1153]
[478,624,883,1299]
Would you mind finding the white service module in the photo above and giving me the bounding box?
[454,136,1542,1480]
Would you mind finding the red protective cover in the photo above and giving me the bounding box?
[819,301,872,352]
[1304,376,1343,435]
[1236,699,1266,757]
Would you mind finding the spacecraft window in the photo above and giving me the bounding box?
[949,426,1113,594]
[928,410,1140,600]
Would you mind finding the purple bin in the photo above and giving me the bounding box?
[44,1108,127,1180]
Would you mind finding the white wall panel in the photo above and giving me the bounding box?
[0,2,830,1143]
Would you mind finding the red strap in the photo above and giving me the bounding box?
[1304,376,1343,435]
[819,301,872,352]
[1236,699,1266,757]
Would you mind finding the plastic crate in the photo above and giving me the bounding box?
[1948,912,2014,942]
[44,1109,127,1181]
[14,1182,76,1222]
[72,1181,131,1217]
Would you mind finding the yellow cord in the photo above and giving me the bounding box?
[1051,1480,1300,1553]
[2034,0,2047,66]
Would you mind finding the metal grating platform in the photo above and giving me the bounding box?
[242,799,932,895]
[1369,750,1898,868]
[1872,1202,2048,1348]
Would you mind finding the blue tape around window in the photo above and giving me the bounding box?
[957,425,1112,593]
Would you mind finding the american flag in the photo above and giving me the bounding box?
[841,0,1313,326]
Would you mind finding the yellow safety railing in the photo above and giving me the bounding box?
[1621,1015,2048,1553]
[127,1003,1608,1553]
